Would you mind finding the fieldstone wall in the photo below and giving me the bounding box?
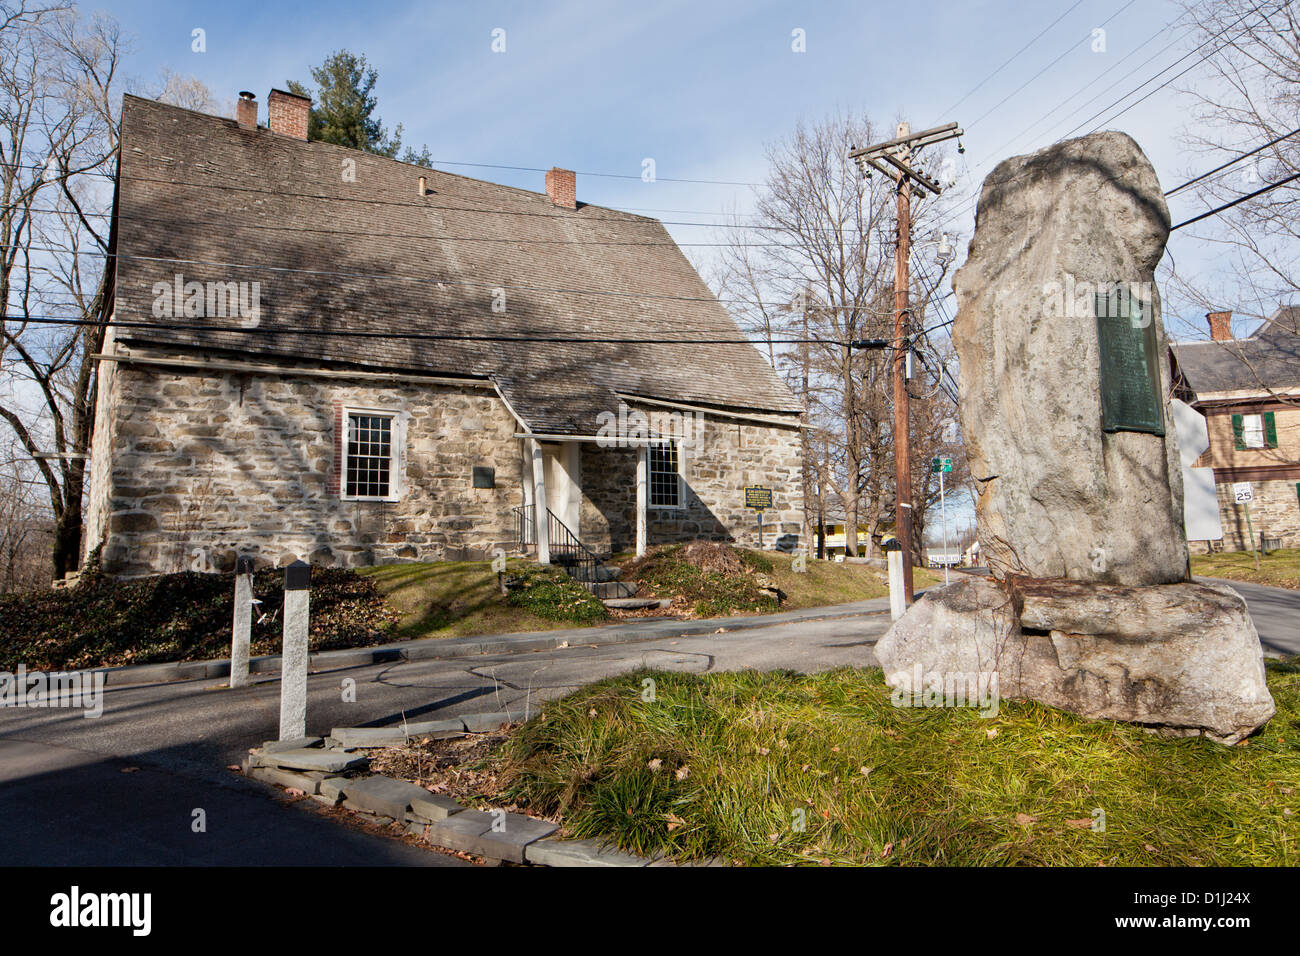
[87,350,525,576]
[578,411,804,554]
[1212,478,1300,551]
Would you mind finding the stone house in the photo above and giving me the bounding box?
[1171,307,1300,551]
[84,92,803,577]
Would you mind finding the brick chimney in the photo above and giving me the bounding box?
[545,167,576,209]
[236,91,257,128]
[1207,310,1233,341]
[267,88,310,140]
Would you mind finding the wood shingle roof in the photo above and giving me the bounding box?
[111,95,801,433]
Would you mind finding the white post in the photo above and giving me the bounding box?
[939,470,949,586]
[278,560,311,740]
[635,444,648,557]
[230,555,253,689]
[529,439,550,564]
[888,550,906,621]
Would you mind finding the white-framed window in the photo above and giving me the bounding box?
[1241,413,1266,449]
[648,440,683,509]
[343,409,402,501]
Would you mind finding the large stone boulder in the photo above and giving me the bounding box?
[952,131,1188,586]
[875,577,1275,745]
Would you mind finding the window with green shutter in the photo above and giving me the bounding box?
[1264,411,1278,448]
[1232,413,1245,450]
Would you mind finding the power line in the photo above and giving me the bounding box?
[7,243,906,313]
[1066,0,1278,140]
[423,158,759,187]
[1170,169,1300,230]
[0,312,895,350]
[12,206,792,248]
[938,0,1087,119]
[3,157,759,188]
[1163,126,1300,196]
[926,0,1280,242]
[965,0,1140,131]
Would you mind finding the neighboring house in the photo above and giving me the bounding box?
[1171,308,1300,551]
[84,92,803,576]
[925,548,961,568]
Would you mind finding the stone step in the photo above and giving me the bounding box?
[583,580,638,599]
[570,564,623,583]
[602,597,673,611]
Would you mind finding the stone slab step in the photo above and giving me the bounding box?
[409,792,465,823]
[571,564,623,583]
[254,748,369,774]
[340,775,432,819]
[583,580,638,599]
[602,597,673,610]
[424,809,559,864]
[525,837,649,867]
[330,719,467,750]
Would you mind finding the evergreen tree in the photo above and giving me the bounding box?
[288,50,431,166]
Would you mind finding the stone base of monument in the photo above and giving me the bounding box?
[875,577,1275,745]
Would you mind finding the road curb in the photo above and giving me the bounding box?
[89,599,892,688]
[245,712,700,867]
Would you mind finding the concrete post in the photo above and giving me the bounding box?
[635,444,648,557]
[230,555,254,689]
[888,550,906,621]
[278,560,311,740]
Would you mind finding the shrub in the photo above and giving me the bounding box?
[626,542,778,616]
[0,565,398,671]
[505,566,608,624]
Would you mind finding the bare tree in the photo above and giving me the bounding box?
[0,440,51,590]
[0,4,218,581]
[1168,2,1300,360]
[0,2,122,580]
[715,110,961,558]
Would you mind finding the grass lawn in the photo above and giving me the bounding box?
[1191,547,1300,591]
[363,548,921,640]
[358,559,599,641]
[478,664,1300,866]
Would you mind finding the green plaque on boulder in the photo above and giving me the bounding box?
[1095,286,1165,436]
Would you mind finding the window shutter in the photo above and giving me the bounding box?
[1232,413,1245,450]
[1264,411,1278,448]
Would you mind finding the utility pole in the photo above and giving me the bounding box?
[849,120,962,605]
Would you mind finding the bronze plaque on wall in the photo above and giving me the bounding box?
[1095,286,1165,436]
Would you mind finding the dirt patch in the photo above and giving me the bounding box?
[361,728,552,818]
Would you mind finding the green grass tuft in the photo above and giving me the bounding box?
[488,662,1300,866]
[504,565,608,624]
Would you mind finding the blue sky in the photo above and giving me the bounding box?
[92,0,1243,340]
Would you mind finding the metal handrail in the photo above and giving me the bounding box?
[510,503,601,585]
[512,504,536,550]
[546,509,601,586]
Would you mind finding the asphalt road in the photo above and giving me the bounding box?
[1,579,1293,866]
[0,604,896,865]
[1197,577,1300,657]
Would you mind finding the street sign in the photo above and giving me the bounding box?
[1232,482,1254,503]
[930,457,952,473]
[744,485,773,511]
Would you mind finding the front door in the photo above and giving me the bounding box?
[541,442,581,536]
